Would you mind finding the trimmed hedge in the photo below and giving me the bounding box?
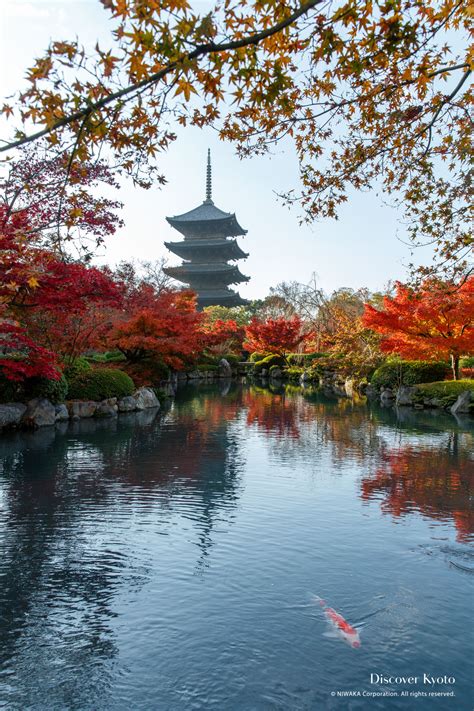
[67,368,135,401]
[371,360,449,389]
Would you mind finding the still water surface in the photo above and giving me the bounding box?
[0,383,473,710]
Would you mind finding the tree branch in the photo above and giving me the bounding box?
[0,0,322,153]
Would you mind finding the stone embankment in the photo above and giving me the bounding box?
[0,359,236,432]
[0,387,160,432]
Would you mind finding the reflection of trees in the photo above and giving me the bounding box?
[242,384,473,543]
[244,385,383,468]
[0,385,246,707]
[360,434,474,542]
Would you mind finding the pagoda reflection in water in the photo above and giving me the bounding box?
[164,150,249,308]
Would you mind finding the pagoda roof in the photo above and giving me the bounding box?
[166,199,247,237]
[197,289,249,307]
[163,262,250,284]
[164,238,248,261]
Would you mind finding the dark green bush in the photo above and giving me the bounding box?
[67,368,135,401]
[64,356,91,382]
[105,350,127,362]
[24,374,68,403]
[196,364,219,372]
[0,370,24,402]
[371,360,449,389]
[0,369,69,403]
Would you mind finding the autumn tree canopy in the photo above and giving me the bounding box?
[0,0,471,278]
[362,278,474,379]
[244,316,312,359]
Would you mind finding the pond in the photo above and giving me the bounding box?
[0,383,473,710]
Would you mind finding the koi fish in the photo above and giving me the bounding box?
[313,596,361,648]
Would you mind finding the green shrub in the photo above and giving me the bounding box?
[24,374,68,403]
[105,350,126,362]
[64,356,91,382]
[287,352,329,365]
[460,356,474,368]
[413,380,474,408]
[196,364,219,372]
[371,360,449,389]
[253,354,286,374]
[0,370,24,402]
[67,368,135,401]
[284,366,305,382]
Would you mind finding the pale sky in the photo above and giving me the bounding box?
[0,0,434,299]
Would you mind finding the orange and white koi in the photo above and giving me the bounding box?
[313,596,361,649]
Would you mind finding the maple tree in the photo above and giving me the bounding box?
[199,318,245,355]
[0,321,60,382]
[244,316,312,360]
[362,278,474,380]
[0,142,122,257]
[110,289,203,377]
[0,0,471,278]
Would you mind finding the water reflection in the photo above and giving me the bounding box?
[0,383,472,710]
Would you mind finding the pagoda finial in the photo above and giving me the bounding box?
[205,148,212,202]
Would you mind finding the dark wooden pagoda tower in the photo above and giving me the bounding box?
[163,150,249,309]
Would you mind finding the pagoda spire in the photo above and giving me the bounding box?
[205,148,212,203]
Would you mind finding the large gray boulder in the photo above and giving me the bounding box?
[0,403,27,430]
[23,398,56,427]
[95,398,118,418]
[133,387,160,410]
[218,358,232,378]
[396,385,416,406]
[269,367,282,380]
[67,400,97,419]
[450,390,472,415]
[55,404,69,422]
[117,395,137,412]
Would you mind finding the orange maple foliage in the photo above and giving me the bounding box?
[362,279,474,379]
[111,290,203,375]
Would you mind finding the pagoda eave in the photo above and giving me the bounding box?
[164,239,248,261]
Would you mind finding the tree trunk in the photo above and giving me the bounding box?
[451,354,459,381]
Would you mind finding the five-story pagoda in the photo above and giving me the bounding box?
[163,151,249,309]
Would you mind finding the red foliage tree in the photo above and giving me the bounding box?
[199,318,245,355]
[243,316,312,360]
[0,321,60,382]
[110,290,203,378]
[0,142,122,255]
[362,279,474,380]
